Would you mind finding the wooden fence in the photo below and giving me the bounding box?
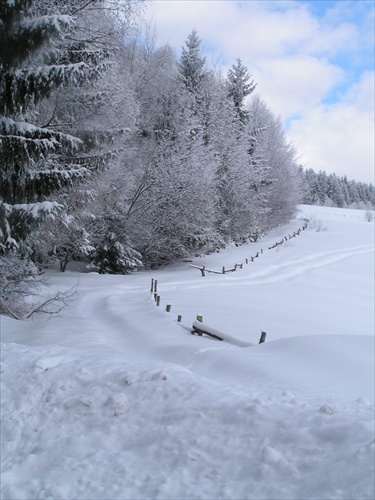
[148,219,309,345]
[150,278,263,346]
[188,220,308,277]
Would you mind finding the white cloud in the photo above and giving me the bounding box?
[288,71,375,183]
[253,55,345,119]
[146,1,360,60]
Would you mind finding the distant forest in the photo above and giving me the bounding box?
[300,168,375,209]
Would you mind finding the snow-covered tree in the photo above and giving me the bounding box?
[177,30,208,94]
[0,0,103,253]
[139,125,217,265]
[244,96,301,231]
[226,58,256,122]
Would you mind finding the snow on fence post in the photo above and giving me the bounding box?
[166,304,171,312]
[259,331,266,344]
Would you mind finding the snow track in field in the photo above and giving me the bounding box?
[162,244,374,291]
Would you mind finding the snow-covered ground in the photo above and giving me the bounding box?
[1,205,374,500]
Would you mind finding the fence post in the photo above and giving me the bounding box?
[166,304,171,312]
[177,315,182,323]
[154,280,158,293]
[200,266,206,277]
[259,331,266,344]
[151,278,154,293]
[156,295,160,306]
[222,266,225,274]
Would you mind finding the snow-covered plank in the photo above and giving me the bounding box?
[192,320,253,347]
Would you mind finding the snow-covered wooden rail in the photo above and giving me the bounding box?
[189,262,249,276]
[191,320,224,340]
[188,264,222,276]
[191,320,255,347]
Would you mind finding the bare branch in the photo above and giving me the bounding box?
[26,283,79,319]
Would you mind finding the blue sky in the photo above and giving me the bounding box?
[143,0,374,184]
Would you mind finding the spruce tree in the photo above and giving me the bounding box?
[177,30,207,94]
[226,58,256,122]
[0,0,108,254]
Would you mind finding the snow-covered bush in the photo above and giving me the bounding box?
[306,213,326,232]
[92,233,142,274]
[364,209,374,222]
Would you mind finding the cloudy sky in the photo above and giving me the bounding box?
[143,0,374,184]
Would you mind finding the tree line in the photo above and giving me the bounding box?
[300,168,375,209]
[1,0,302,317]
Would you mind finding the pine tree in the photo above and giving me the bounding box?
[226,58,256,122]
[177,30,207,94]
[327,174,344,207]
[0,0,95,253]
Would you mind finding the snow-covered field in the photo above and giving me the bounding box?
[1,205,374,500]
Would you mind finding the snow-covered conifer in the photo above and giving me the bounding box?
[0,0,97,251]
[177,30,208,94]
[226,58,256,122]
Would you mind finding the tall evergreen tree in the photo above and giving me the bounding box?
[226,58,256,122]
[0,0,100,253]
[177,30,207,94]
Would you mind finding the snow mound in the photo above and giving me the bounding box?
[1,342,374,500]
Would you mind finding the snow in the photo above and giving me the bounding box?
[0,117,81,149]
[12,201,62,219]
[22,15,74,33]
[1,205,374,500]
